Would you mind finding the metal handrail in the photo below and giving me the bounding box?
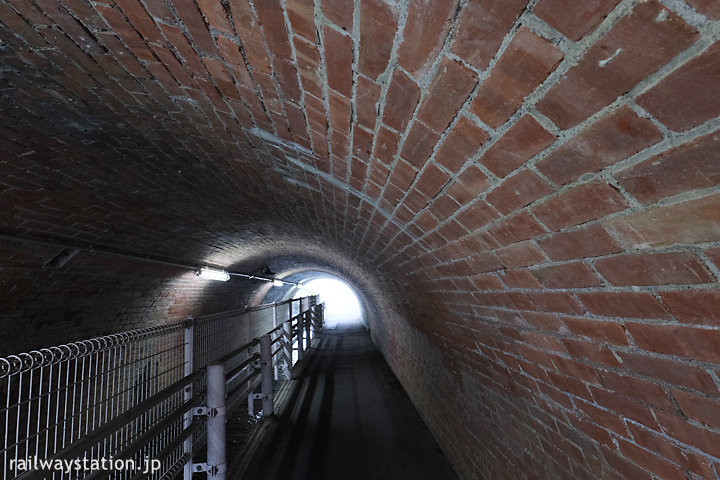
[1,296,323,480]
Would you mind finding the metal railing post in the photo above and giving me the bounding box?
[183,317,194,480]
[283,320,292,379]
[297,309,305,361]
[305,310,312,346]
[207,362,226,480]
[259,334,273,417]
[272,304,278,380]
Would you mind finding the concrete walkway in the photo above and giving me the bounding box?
[240,324,458,480]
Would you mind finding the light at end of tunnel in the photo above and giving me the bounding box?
[272,279,283,287]
[197,267,230,281]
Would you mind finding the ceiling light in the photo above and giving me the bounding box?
[272,279,283,287]
[197,267,230,281]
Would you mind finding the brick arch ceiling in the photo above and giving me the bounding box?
[3,0,720,478]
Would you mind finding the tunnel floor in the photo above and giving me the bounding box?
[238,324,458,480]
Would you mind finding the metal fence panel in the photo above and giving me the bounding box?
[0,296,318,480]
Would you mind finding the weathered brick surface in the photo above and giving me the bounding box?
[486,169,553,215]
[638,42,720,132]
[604,193,720,248]
[533,0,620,41]
[594,252,715,286]
[4,1,720,479]
[687,0,720,19]
[479,116,556,178]
[538,1,698,129]
[451,0,530,69]
[615,132,720,204]
[400,122,440,169]
[533,180,628,231]
[538,224,621,261]
[435,117,489,173]
[396,0,458,78]
[470,27,564,128]
[324,26,353,97]
[382,70,421,133]
[358,0,398,80]
[537,106,662,186]
[417,58,478,134]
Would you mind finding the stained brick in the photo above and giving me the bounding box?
[617,438,685,479]
[96,5,154,61]
[446,166,490,205]
[415,162,450,198]
[329,90,351,134]
[434,117,489,173]
[655,410,720,459]
[352,126,374,161]
[470,28,564,128]
[382,70,422,133]
[158,24,208,78]
[533,180,628,231]
[451,0,529,69]
[538,224,620,261]
[638,43,720,132]
[533,262,602,289]
[293,36,324,99]
[356,76,382,131]
[479,116,556,178]
[231,3,272,74]
[527,291,584,315]
[349,156,368,191]
[397,0,458,77]
[418,58,478,133]
[455,201,498,232]
[324,26,353,97]
[115,0,164,44]
[673,390,720,429]
[562,317,628,345]
[604,193,720,248]
[471,273,504,290]
[577,291,669,319]
[486,169,553,215]
[537,106,662,186]
[358,0,398,79]
[322,0,353,31]
[534,0,620,41]
[615,132,720,204]
[489,211,546,246]
[627,425,710,479]
[286,0,317,42]
[400,122,440,169]
[499,269,543,289]
[274,60,302,103]
[595,252,714,287]
[373,126,400,165]
[537,1,698,129]
[627,323,720,365]
[660,290,720,326]
[173,0,218,55]
[687,0,720,19]
[497,240,546,268]
[195,0,233,35]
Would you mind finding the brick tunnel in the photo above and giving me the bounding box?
[2,0,720,478]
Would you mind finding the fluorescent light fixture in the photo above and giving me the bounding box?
[197,267,230,281]
[272,279,283,287]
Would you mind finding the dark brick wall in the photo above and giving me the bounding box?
[2,0,720,478]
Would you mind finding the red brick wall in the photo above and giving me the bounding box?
[2,0,720,478]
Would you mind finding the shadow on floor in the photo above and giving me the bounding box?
[239,324,458,480]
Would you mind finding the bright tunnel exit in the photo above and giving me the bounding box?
[294,277,363,327]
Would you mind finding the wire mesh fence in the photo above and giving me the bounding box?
[0,296,319,480]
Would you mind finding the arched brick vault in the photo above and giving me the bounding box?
[2,0,720,477]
